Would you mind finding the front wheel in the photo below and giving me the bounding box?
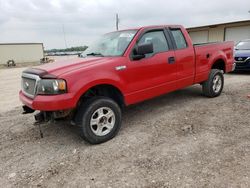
[202,69,224,98]
[76,97,122,144]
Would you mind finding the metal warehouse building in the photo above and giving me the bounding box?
[0,43,44,65]
[187,19,250,45]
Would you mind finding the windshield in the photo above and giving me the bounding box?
[81,30,138,57]
[235,41,250,50]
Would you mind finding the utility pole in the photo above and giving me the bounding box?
[116,13,119,31]
[62,24,68,49]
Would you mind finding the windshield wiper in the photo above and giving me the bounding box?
[86,52,104,57]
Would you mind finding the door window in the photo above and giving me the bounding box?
[170,29,188,49]
[138,31,169,56]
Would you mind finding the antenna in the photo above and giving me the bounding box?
[116,13,119,31]
[62,24,68,49]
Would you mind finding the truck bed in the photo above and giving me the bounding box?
[193,41,234,83]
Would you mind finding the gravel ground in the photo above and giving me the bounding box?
[0,67,250,187]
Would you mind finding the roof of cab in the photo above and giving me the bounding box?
[105,25,185,35]
[118,25,184,32]
[140,25,183,29]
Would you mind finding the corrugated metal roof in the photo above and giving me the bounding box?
[187,19,250,30]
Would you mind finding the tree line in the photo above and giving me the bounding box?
[46,46,88,52]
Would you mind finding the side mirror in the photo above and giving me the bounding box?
[137,42,153,55]
[133,42,153,60]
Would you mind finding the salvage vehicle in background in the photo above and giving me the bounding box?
[234,39,250,71]
[19,25,234,144]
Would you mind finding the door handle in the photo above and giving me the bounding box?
[168,57,175,64]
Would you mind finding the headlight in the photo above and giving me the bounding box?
[37,79,67,95]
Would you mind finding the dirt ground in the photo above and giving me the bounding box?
[0,67,250,187]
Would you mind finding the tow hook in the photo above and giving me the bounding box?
[34,111,53,122]
[34,112,45,122]
[34,112,52,138]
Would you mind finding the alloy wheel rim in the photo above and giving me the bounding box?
[212,75,222,93]
[90,107,115,136]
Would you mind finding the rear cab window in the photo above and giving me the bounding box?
[170,29,188,49]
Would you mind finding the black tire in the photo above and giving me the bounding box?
[202,69,224,97]
[75,96,122,144]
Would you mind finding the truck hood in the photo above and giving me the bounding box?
[234,50,250,57]
[23,57,115,78]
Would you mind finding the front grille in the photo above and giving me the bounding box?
[21,73,40,98]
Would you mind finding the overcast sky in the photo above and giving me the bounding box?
[0,0,250,49]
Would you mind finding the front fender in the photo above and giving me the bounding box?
[65,70,127,108]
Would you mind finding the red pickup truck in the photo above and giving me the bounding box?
[20,25,234,144]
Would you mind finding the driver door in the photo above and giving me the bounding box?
[123,29,177,104]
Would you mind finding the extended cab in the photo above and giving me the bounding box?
[19,25,234,144]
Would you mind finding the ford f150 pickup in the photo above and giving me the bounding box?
[19,25,234,144]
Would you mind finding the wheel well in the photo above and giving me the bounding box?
[79,84,125,108]
[211,59,225,73]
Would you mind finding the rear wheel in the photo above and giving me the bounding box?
[202,69,224,97]
[76,97,122,144]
